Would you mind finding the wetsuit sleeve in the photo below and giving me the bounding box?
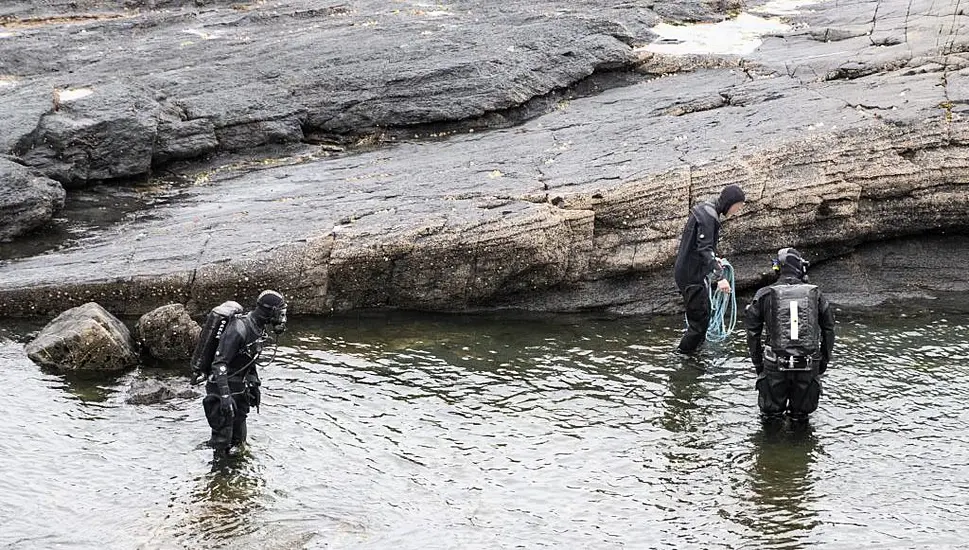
[818,293,836,373]
[744,289,768,373]
[695,207,723,281]
[211,320,245,396]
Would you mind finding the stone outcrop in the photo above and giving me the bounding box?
[0,0,967,317]
[0,157,65,242]
[14,83,164,187]
[0,0,665,187]
[811,235,969,312]
[135,303,201,364]
[24,302,139,371]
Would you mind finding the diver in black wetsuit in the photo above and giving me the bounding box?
[673,185,746,354]
[744,248,835,421]
[202,290,287,456]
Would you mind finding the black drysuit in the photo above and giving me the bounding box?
[744,276,836,419]
[203,314,265,452]
[673,201,724,353]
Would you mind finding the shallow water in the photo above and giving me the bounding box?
[0,182,189,262]
[640,0,829,57]
[1,311,968,549]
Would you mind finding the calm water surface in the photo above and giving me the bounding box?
[1,312,968,549]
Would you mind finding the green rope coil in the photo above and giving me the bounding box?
[707,259,738,343]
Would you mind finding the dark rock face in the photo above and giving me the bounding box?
[0,0,666,184]
[24,302,139,371]
[13,83,162,187]
[135,303,201,363]
[0,157,65,241]
[809,235,969,312]
[0,0,967,318]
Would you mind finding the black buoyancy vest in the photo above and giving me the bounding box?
[768,283,821,357]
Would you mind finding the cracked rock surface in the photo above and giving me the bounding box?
[0,0,967,317]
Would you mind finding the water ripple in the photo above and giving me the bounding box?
[3,313,969,548]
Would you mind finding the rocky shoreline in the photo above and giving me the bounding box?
[1,0,967,319]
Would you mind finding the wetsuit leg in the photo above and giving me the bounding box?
[787,370,821,420]
[205,409,233,452]
[678,283,711,353]
[757,370,789,418]
[203,381,235,452]
[230,396,250,448]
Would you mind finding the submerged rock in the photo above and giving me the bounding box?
[125,377,199,405]
[25,302,139,371]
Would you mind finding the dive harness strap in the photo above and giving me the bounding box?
[763,348,820,372]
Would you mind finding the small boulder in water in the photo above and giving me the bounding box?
[135,303,201,364]
[25,302,139,372]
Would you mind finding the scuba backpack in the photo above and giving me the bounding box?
[767,284,821,358]
[190,300,243,381]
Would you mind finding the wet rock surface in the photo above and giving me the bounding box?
[0,0,967,318]
[0,0,667,183]
[811,234,969,311]
[24,302,139,371]
[135,303,201,363]
[0,157,65,242]
[125,376,198,405]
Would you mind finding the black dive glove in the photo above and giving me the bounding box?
[219,394,236,416]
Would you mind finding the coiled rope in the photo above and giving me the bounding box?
[706,259,737,343]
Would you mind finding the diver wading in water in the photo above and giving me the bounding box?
[744,248,835,422]
[673,185,746,354]
[191,290,288,457]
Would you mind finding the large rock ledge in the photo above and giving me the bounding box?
[0,0,968,317]
[1,119,967,317]
[1,0,665,188]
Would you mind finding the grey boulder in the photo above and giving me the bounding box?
[135,303,201,364]
[0,157,65,242]
[25,302,139,371]
[125,377,199,405]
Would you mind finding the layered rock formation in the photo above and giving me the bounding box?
[0,0,967,318]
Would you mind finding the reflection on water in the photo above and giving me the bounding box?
[746,420,822,548]
[175,453,268,545]
[1,311,969,549]
[55,370,127,403]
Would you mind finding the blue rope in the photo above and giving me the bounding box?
[706,259,737,343]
